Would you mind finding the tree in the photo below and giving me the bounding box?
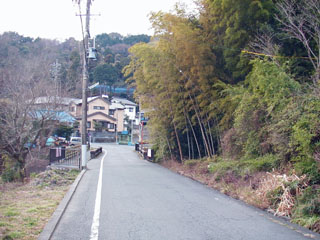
[93,63,119,94]
[0,52,62,180]
[66,50,82,93]
[275,0,320,84]
[125,7,220,161]
[123,34,151,45]
[53,125,74,140]
[200,0,275,82]
[96,33,113,47]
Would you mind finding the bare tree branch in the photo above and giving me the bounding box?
[248,29,281,65]
[275,0,320,83]
[0,50,63,178]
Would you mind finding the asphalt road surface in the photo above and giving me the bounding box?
[51,144,320,240]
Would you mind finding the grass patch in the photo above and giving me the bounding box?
[0,169,79,239]
[208,154,279,178]
[291,187,320,232]
[23,217,38,227]
[3,231,24,239]
[292,216,320,231]
[208,159,238,180]
[184,160,199,168]
[4,208,19,217]
[0,222,11,227]
[239,154,280,174]
[26,208,38,213]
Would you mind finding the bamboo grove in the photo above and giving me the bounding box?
[124,0,320,183]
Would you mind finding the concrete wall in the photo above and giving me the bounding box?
[114,109,124,132]
[124,104,136,121]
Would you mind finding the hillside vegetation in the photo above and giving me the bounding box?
[125,0,320,232]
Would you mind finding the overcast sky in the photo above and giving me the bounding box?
[0,0,197,41]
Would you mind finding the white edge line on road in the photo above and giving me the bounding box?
[90,150,107,240]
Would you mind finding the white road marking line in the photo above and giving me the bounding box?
[90,150,107,240]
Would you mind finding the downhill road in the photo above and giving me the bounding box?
[51,144,319,240]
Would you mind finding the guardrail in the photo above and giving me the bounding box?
[90,147,102,158]
[135,143,154,161]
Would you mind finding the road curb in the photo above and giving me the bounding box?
[38,169,86,240]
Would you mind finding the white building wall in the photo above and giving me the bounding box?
[124,104,136,121]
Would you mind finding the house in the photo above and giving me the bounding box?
[33,96,79,112]
[32,96,77,126]
[33,95,126,134]
[69,95,125,133]
[111,97,137,123]
[33,110,76,125]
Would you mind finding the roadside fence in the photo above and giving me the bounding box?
[49,146,81,169]
[135,143,154,161]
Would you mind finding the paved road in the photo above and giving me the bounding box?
[52,144,319,240]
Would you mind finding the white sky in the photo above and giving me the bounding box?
[0,0,197,41]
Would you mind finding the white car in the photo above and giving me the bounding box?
[70,137,81,145]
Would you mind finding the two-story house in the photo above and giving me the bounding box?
[111,97,137,123]
[69,95,125,133]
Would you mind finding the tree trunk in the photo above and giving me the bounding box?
[188,93,212,158]
[186,123,191,160]
[165,136,174,161]
[184,107,202,159]
[172,120,183,163]
[207,120,215,155]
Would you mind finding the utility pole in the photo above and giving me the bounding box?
[138,98,142,143]
[81,0,92,169]
[130,119,133,145]
[51,59,61,97]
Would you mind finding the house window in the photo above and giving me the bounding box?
[109,109,115,116]
[129,107,134,112]
[93,106,105,110]
[87,121,91,128]
[70,106,75,112]
[101,121,108,128]
[108,123,115,129]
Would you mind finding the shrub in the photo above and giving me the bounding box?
[289,95,320,183]
[229,60,300,162]
[184,160,199,168]
[1,154,22,182]
[221,128,242,159]
[266,186,283,209]
[292,187,320,232]
[208,160,237,175]
[239,154,280,174]
[294,158,320,184]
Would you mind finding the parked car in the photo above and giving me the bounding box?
[46,137,56,147]
[46,136,68,147]
[70,136,81,145]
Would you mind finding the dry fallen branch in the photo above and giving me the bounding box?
[257,172,308,217]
